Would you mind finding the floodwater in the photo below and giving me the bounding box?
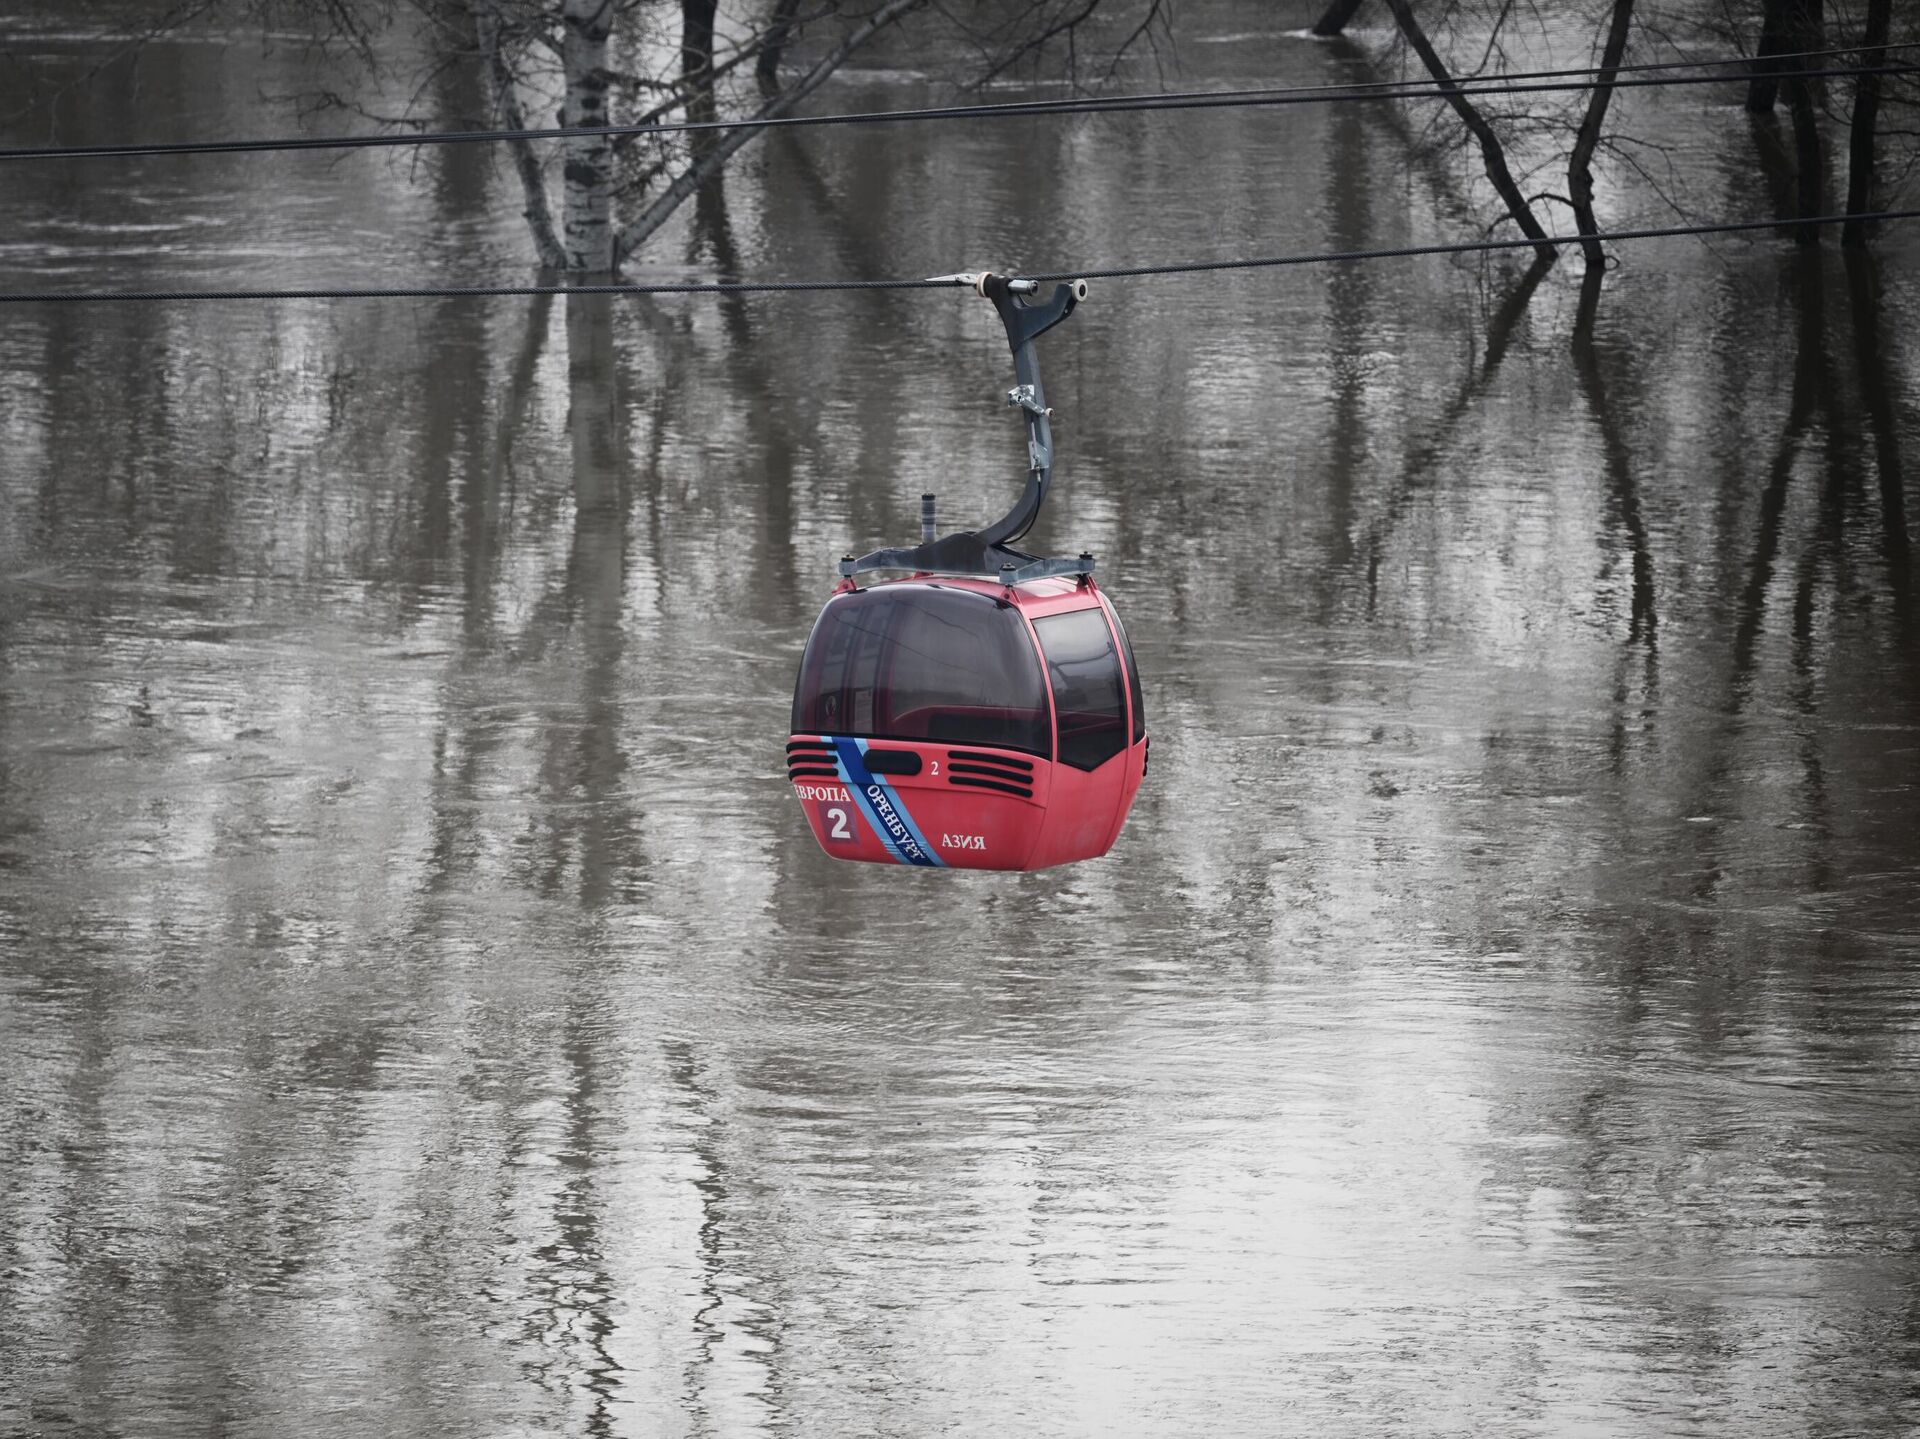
[3,5,1919,1436]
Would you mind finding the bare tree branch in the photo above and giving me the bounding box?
[614,0,930,264]
[477,0,567,269]
[1569,0,1636,271]
[1380,0,1557,264]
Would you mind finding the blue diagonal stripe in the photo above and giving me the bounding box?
[831,737,943,867]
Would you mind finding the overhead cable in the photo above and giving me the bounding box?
[1,210,1914,304]
[0,44,1914,163]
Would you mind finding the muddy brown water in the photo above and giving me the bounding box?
[2,6,1918,1435]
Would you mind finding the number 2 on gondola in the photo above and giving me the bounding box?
[825,807,853,841]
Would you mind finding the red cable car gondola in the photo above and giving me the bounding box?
[788,274,1147,871]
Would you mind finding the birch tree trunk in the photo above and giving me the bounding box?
[562,0,615,274]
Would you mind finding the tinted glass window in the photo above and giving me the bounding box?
[1033,608,1127,771]
[792,587,1051,757]
[1105,600,1146,744]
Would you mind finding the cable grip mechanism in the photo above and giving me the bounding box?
[837,270,1092,583]
[1007,384,1050,417]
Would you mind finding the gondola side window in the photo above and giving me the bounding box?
[792,588,1052,757]
[1104,600,1146,744]
[1033,609,1128,771]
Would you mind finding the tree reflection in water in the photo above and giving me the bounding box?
[1,14,1918,1438]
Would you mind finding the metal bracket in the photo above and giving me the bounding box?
[1006,384,1049,417]
[839,547,1095,584]
[992,553,1095,584]
[830,272,1093,588]
[924,272,1041,296]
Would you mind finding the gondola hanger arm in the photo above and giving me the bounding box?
[838,270,1091,584]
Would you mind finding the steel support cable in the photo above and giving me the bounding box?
[2,210,1914,304]
[1,44,1915,163]
[1020,209,1920,282]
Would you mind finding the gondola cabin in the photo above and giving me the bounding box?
[788,270,1145,871]
[788,574,1147,871]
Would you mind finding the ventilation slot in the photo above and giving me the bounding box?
[945,750,1035,795]
[787,740,834,764]
[948,775,1033,800]
[787,740,839,783]
[946,749,1033,772]
[949,760,1027,783]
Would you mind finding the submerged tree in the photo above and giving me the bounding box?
[410,0,1173,274]
[21,0,1912,277]
[1746,0,1827,245]
[1378,0,1556,265]
[1311,0,1365,40]
[1567,0,1635,272]
[1320,0,1915,274]
[1310,0,1613,272]
[1695,0,1916,245]
[1843,0,1896,246]
[24,0,1166,277]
